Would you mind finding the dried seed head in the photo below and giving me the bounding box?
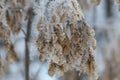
[5,44,18,63]
[6,8,22,34]
[6,50,18,63]
[36,0,97,78]
[0,23,18,63]
[39,53,45,62]
[0,0,97,79]
[48,63,55,76]
[56,65,64,76]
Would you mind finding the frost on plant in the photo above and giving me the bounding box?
[0,3,18,62]
[0,0,97,79]
[36,0,97,79]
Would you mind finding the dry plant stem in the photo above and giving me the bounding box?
[25,8,35,80]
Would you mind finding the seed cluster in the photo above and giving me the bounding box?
[36,0,97,78]
[0,0,97,79]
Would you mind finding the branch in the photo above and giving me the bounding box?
[25,8,35,80]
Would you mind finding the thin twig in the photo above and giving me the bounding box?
[21,28,26,36]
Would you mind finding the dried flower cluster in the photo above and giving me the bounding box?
[0,0,33,62]
[0,0,25,63]
[0,22,18,62]
[0,0,97,79]
[36,0,97,78]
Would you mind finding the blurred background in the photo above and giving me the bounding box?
[0,0,120,80]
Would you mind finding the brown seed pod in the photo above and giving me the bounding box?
[48,63,55,76]
[39,53,45,62]
[85,54,96,76]
[6,44,18,62]
[0,21,18,63]
[6,51,18,63]
[6,8,22,34]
